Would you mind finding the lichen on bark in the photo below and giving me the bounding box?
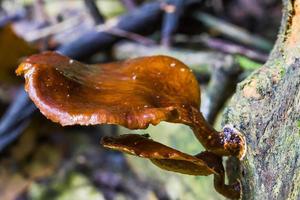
[222,0,300,199]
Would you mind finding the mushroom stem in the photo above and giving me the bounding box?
[195,151,241,199]
[192,112,246,159]
[214,172,241,199]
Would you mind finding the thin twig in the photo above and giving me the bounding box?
[202,36,268,62]
[175,34,268,62]
[193,12,273,51]
[106,27,156,46]
[84,0,105,25]
[94,19,157,46]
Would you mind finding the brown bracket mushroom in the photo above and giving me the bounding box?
[16,51,246,199]
[101,134,241,199]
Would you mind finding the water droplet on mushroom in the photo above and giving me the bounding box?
[144,105,149,108]
[156,95,160,99]
[132,75,137,80]
[170,63,176,67]
[67,94,70,98]
[180,68,185,72]
[142,114,149,119]
[69,59,74,64]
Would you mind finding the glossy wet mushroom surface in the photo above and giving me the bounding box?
[16,51,200,128]
[101,134,219,176]
[16,51,246,199]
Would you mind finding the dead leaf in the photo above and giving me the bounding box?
[0,25,37,83]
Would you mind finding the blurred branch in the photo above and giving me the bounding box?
[0,120,29,151]
[201,36,269,62]
[23,15,82,42]
[33,0,50,25]
[25,15,156,45]
[0,10,26,28]
[193,12,273,51]
[104,27,156,45]
[161,0,184,47]
[113,41,235,78]
[201,56,242,124]
[84,0,105,24]
[58,0,199,60]
[175,34,268,62]
[0,88,35,151]
[0,88,35,137]
[120,0,137,11]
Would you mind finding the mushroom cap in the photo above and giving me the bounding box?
[101,134,222,176]
[16,51,200,129]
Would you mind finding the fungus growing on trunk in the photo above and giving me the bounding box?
[16,51,246,199]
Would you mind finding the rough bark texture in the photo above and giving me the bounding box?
[121,0,299,199]
[223,0,300,199]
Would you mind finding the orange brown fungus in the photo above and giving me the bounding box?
[16,51,199,128]
[101,134,218,176]
[16,51,246,199]
[101,134,241,199]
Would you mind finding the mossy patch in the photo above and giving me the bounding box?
[235,55,262,70]
[280,67,286,78]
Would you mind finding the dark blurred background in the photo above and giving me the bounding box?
[0,0,282,199]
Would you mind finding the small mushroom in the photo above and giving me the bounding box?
[16,51,246,198]
[101,134,219,176]
[101,134,241,199]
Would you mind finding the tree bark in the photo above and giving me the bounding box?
[223,0,300,199]
[123,0,299,199]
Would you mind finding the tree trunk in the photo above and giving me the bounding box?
[223,0,300,199]
[122,0,299,199]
